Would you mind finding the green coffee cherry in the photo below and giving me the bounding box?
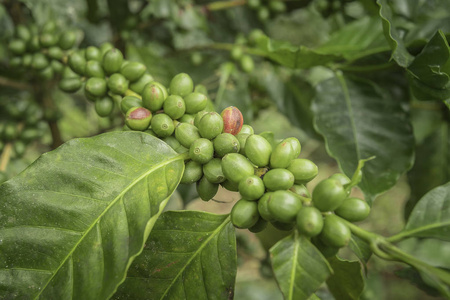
[296,207,323,237]
[197,176,219,201]
[221,153,254,184]
[129,74,154,94]
[285,137,301,158]
[257,6,270,21]
[39,33,58,47]
[9,57,22,68]
[289,184,311,198]
[247,0,261,9]
[85,46,101,61]
[162,136,180,150]
[240,55,254,73]
[236,133,250,155]
[312,178,347,212]
[245,134,272,167]
[95,96,114,117]
[27,36,40,52]
[221,180,239,192]
[175,145,189,154]
[190,52,203,66]
[175,123,201,148]
[125,107,152,131]
[31,53,49,70]
[51,60,64,73]
[194,84,209,96]
[85,78,107,97]
[13,140,26,158]
[68,52,86,75]
[238,175,265,201]
[287,159,318,184]
[329,173,351,186]
[180,161,203,184]
[203,158,226,184]
[59,30,77,50]
[268,190,302,223]
[198,112,224,140]
[335,198,370,222]
[178,114,195,125]
[142,83,166,112]
[8,39,26,55]
[22,54,32,67]
[231,199,259,229]
[270,140,295,169]
[163,95,186,119]
[269,0,286,12]
[151,113,175,138]
[263,169,295,191]
[213,133,240,157]
[319,214,351,248]
[62,66,79,79]
[16,25,31,42]
[108,73,129,95]
[85,60,105,78]
[20,128,41,142]
[194,110,209,128]
[249,217,268,233]
[184,92,207,114]
[258,192,275,222]
[2,123,18,140]
[38,66,54,81]
[240,124,254,134]
[102,48,124,74]
[169,73,194,97]
[230,45,243,61]
[271,221,295,231]
[189,138,214,164]
[121,62,146,82]
[99,42,114,56]
[120,96,143,114]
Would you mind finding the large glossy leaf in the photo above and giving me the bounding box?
[400,182,450,241]
[406,121,450,218]
[270,232,333,300]
[377,0,414,67]
[0,131,185,299]
[311,73,415,203]
[112,211,236,299]
[326,257,365,300]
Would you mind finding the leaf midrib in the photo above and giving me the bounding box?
[159,215,231,299]
[288,231,299,300]
[34,153,184,299]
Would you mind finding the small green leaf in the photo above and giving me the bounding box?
[0,131,185,299]
[345,157,376,193]
[349,235,372,267]
[312,73,415,203]
[112,211,236,299]
[270,232,333,300]
[326,257,365,300]
[400,182,450,241]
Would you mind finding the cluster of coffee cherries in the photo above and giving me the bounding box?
[247,0,286,22]
[59,42,152,118]
[7,21,78,80]
[0,97,48,158]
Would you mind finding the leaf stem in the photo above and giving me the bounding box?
[0,143,13,172]
[204,0,247,11]
[0,76,33,90]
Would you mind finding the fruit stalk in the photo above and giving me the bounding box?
[0,76,33,90]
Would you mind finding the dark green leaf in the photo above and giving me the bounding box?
[312,73,415,203]
[407,30,450,90]
[406,120,450,218]
[395,267,442,297]
[317,17,389,61]
[401,182,450,241]
[0,131,185,299]
[270,232,333,300]
[349,235,372,266]
[112,211,236,299]
[326,257,365,300]
[398,238,450,269]
[377,0,414,67]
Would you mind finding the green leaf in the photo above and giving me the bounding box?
[312,73,415,203]
[406,121,450,218]
[400,182,450,241]
[0,131,185,299]
[252,35,340,69]
[349,235,372,266]
[407,30,450,90]
[344,157,376,193]
[377,0,414,67]
[112,211,236,299]
[398,238,450,269]
[326,257,365,300]
[317,16,389,61]
[395,267,442,297]
[270,232,333,300]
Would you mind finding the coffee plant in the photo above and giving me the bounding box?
[1,0,450,299]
